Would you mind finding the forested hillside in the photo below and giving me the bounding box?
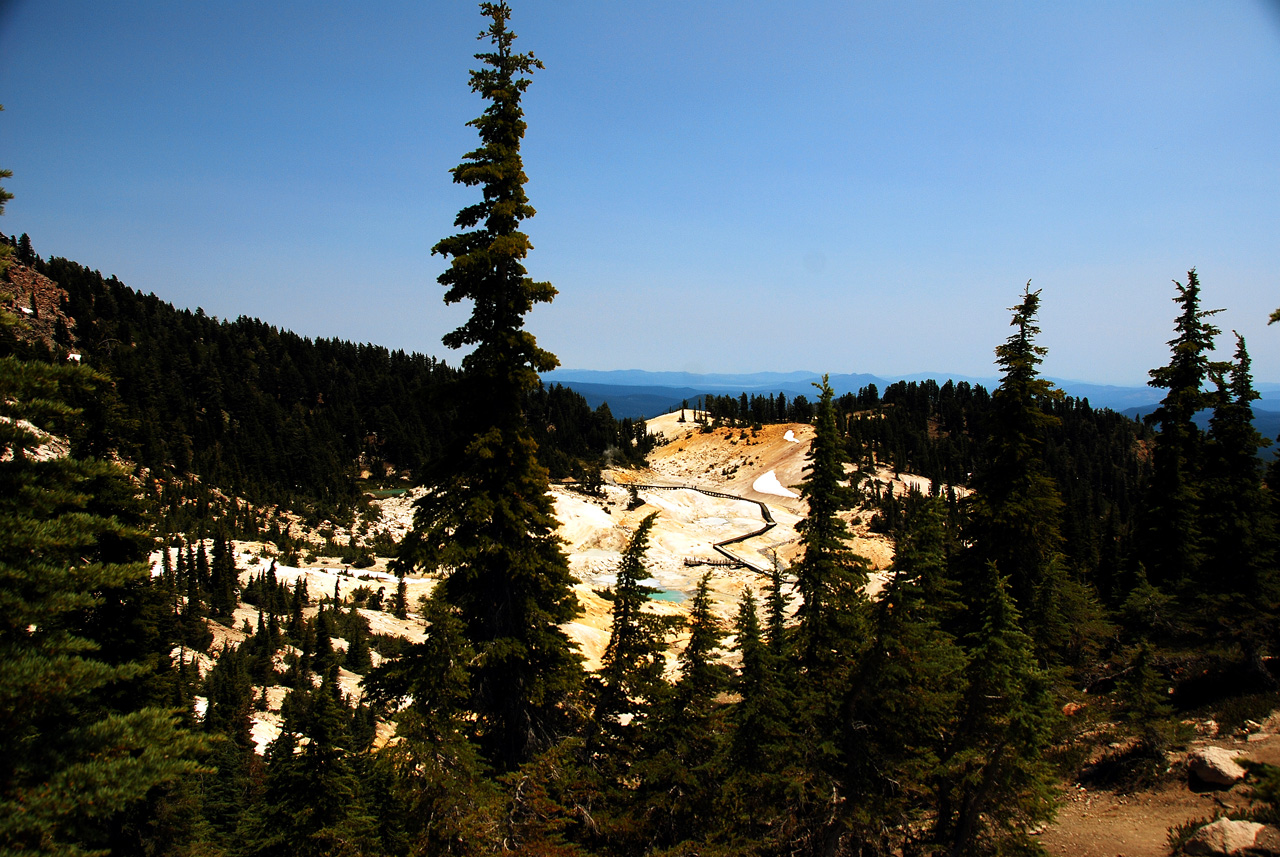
[0,245,647,516]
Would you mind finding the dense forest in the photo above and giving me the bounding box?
[4,5,1280,856]
[1,239,649,517]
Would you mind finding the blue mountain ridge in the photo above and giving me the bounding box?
[542,369,1280,432]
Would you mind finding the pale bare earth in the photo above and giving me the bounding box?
[554,413,905,669]
[162,413,918,744]
[155,416,1280,857]
[1042,724,1280,857]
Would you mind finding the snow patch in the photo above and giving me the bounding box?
[752,470,798,498]
[783,430,800,444]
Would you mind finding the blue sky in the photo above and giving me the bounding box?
[1,1,1277,385]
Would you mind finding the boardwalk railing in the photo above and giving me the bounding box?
[619,482,779,573]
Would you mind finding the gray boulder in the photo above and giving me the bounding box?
[1188,747,1247,787]
[1183,818,1263,854]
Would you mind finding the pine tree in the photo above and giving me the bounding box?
[592,513,680,739]
[1142,269,1222,592]
[965,284,1073,657]
[1203,333,1274,598]
[932,565,1058,857]
[16,232,34,266]
[343,604,373,675]
[365,597,497,853]
[395,0,581,770]
[719,586,799,851]
[391,570,408,620]
[210,531,238,618]
[1201,333,1279,675]
[793,375,870,674]
[0,298,206,853]
[764,554,791,659]
[200,644,259,842]
[844,498,967,854]
[196,538,211,596]
[240,677,381,857]
[632,572,727,850]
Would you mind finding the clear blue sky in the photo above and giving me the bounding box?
[2,1,1278,385]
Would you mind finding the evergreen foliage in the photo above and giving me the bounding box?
[396,1,582,770]
[1141,269,1222,593]
[592,513,681,744]
[963,285,1075,658]
[845,498,967,854]
[8,15,1280,854]
[0,303,206,853]
[932,565,1059,856]
[4,250,643,522]
[631,572,728,851]
[1203,334,1276,608]
[793,376,871,673]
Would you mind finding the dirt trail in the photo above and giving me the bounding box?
[1042,730,1280,856]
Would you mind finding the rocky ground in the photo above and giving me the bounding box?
[1042,718,1280,856]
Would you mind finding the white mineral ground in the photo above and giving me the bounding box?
[157,410,967,751]
[151,412,1280,857]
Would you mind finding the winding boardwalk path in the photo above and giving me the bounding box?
[620,481,780,573]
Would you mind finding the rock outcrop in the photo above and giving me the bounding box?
[1182,818,1266,855]
[1188,747,1247,787]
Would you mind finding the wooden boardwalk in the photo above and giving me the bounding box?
[620,481,778,573]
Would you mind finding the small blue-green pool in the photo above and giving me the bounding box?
[649,588,685,603]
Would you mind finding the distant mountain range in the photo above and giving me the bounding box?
[543,369,1280,443]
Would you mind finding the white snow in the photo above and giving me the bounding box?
[752,470,798,498]
[783,430,800,443]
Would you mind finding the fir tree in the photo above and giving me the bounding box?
[201,644,259,842]
[1201,333,1279,676]
[764,554,791,659]
[343,604,374,675]
[1117,640,1177,757]
[1203,333,1274,599]
[1141,269,1222,592]
[240,678,381,857]
[592,513,680,740]
[720,586,798,851]
[391,569,408,620]
[210,531,238,618]
[932,565,1058,857]
[0,297,206,853]
[633,572,727,850]
[366,597,497,853]
[844,498,967,854]
[396,0,581,770]
[793,375,870,674]
[964,284,1072,657]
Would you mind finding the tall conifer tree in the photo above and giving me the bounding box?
[1202,333,1278,672]
[1142,269,1221,592]
[396,1,581,770]
[793,376,869,673]
[965,284,1072,657]
[932,565,1058,856]
[1204,333,1273,598]
[593,513,680,740]
[845,498,966,854]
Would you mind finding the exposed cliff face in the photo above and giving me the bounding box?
[1,260,77,356]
